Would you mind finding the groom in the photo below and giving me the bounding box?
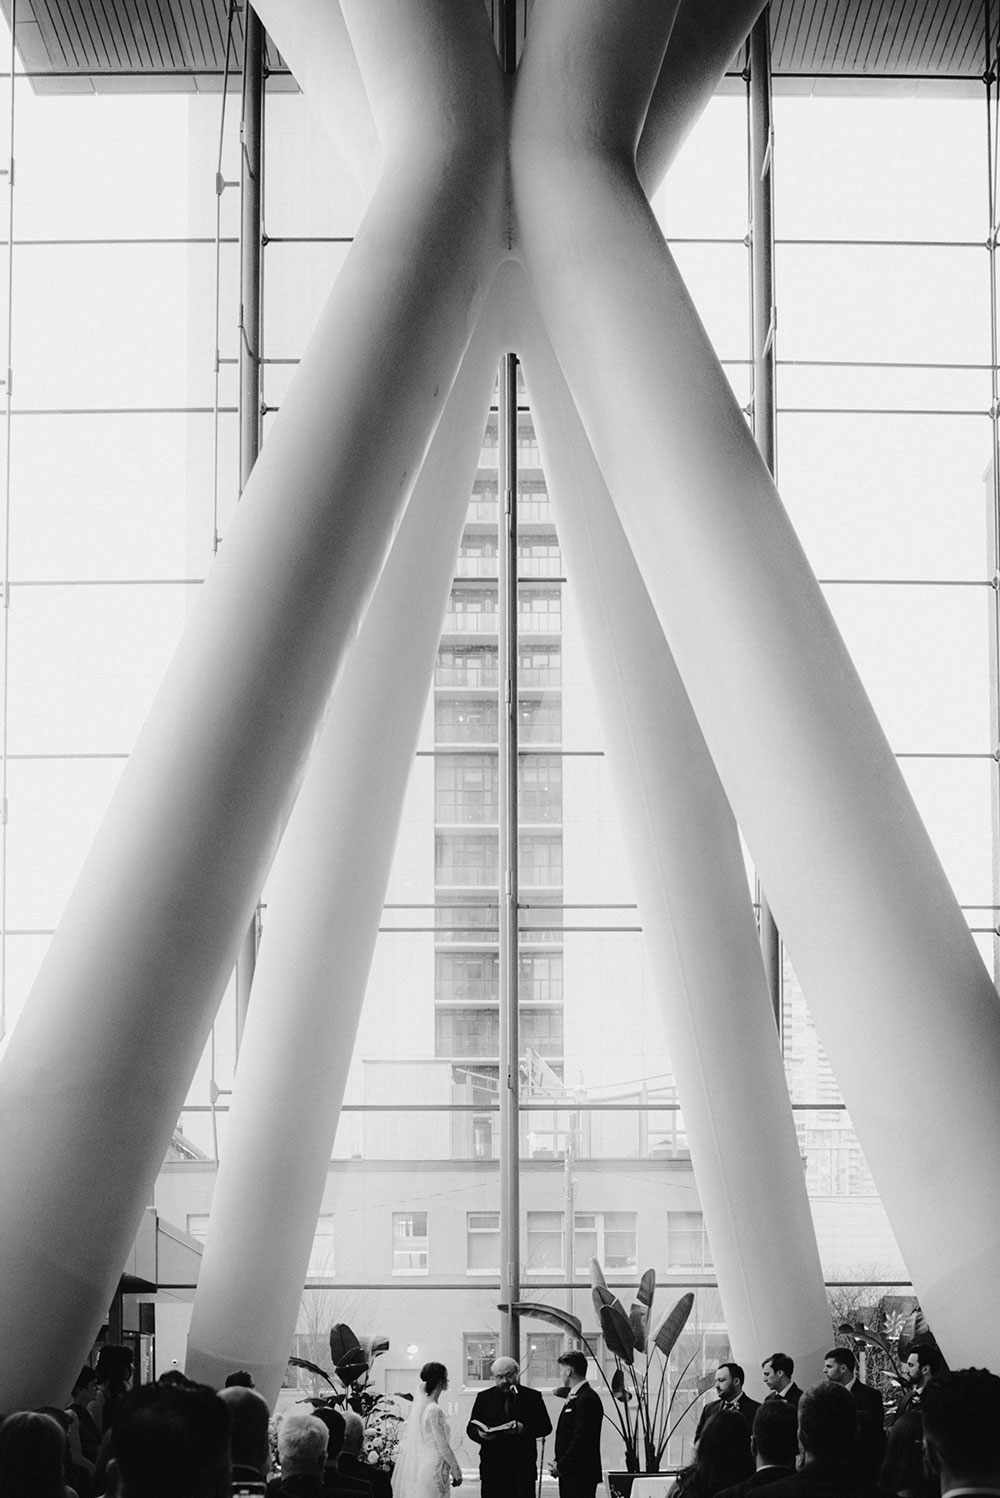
[467,1356,552,1498]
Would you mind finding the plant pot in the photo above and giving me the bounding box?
[605,1473,675,1498]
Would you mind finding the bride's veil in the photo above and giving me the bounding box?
[390,1385,429,1496]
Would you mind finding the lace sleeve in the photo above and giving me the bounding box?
[427,1402,461,1477]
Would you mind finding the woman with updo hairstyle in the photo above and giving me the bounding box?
[668,1406,754,1498]
[0,1410,78,1498]
[391,1361,463,1497]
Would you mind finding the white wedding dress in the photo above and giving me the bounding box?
[391,1391,462,1498]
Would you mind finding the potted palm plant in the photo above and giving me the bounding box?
[502,1258,703,1495]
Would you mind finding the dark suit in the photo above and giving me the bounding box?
[554,1381,604,1498]
[716,1464,797,1498]
[848,1380,886,1484]
[467,1382,552,1498]
[696,1393,762,1443]
[766,1384,804,1410]
[762,1460,895,1498]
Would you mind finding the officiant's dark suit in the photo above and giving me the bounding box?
[467,1378,552,1498]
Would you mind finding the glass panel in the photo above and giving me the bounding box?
[262,240,352,359]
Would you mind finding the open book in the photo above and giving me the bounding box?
[470,1419,517,1436]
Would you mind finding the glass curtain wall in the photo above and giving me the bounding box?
[0,7,995,1472]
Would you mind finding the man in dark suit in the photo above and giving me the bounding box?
[696,1363,762,1442]
[467,1355,552,1498]
[549,1350,604,1498]
[922,1367,1000,1498]
[822,1349,885,1484]
[762,1382,893,1498]
[716,1400,799,1498]
[763,1354,804,1411]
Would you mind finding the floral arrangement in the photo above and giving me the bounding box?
[361,1392,405,1472]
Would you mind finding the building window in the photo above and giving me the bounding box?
[444,585,498,633]
[518,897,563,942]
[519,755,563,823]
[435,897,499,944]
[518,587,561,633]
[574,1212,637,1274]
[467,1211,500,1274]
[436,952,499,1004]
[523,1331,567,1383]
[393,1211,429,1275]
[464,1333,499,1383]
[517,479,551,523]
[520,1006,563,1058]
[435,832,499,887]
[518,644,561,687]
[436,755,499,824]
[518,697,562,744]
[436,645,498,689]
[667,1211,712,1271]
[436,698,499,744]
[519,952,563,1004]
[518,534,562,577]
[436,1007,500,1058]
[526,1211,564,1273]
[306,1215,336,1281]
[457,534,499,576]
[520,833,563,887]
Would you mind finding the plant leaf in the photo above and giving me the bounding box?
[590,1258,609,1292]
[599,1301,635,1366]
[288,1356,337,1390]
[329,1323,362,1369]
[636,1269,656,1308]
[611,1368,631,1403]
[651,1292,694,1359]
[501,1301,583,1338]
[361,1335,389,1365]
[629,1303,648,1354]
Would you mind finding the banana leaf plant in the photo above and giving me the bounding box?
[287,1322,391,1415]
[501,1257,700,1472]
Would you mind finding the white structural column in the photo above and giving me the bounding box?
[513,0,1000,1361]
[184,280,507,1408]
[0,0,504,1410]
[514,276,830,1388]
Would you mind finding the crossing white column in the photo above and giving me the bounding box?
[515,277,831,1389]
[0,0,504,1409]
[184,281,507,1407]
[513,0,1000,1363]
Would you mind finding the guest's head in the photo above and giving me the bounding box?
[714,1363,746,1403]
[95,1344,135,1392]
[277,1413,328,1480]
[0,1411,68,1498]
[798,1381,858,1466]
[156,1370,192,1389]
[342,1410,365,1459]
[752,1399,799,1471]
[224,1371,255,1389]
[762,1355,794,1395]
[218,1386,271,1478]
[312,1407,346,1465]
[420,1362,448,1397]
[108,1381,230,1498]
[904,1344,944,1392]
[823,1348,856,1387]
[557,1351,588,1389]
[71,1366,99,1402]
[921,1368,1000,1491]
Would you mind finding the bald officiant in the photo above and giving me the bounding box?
[467,1355,552,1498]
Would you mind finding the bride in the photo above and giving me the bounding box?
[391,1361,463,1497]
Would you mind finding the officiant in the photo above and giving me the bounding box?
[466,1355,553,1498]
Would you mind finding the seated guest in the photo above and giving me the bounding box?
[920,1367,1000,1497]
[340,1412,391,1498]
[311,1408,372,1497]
[106,1381,231,1498]
[670,1407,755,1498]
[225,1372,257,1390]
[764,1357,804,1410]
[0,1410,79,1498]
[760,1382,893,1498]
[717,1400,800,1498]
[219,1386,272,1486]
[268,1414,329,1498]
